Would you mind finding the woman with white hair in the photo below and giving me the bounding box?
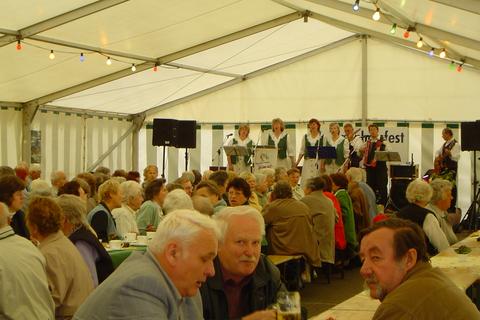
[112,181,144,239]
[396,179,450,255]
[426,179,458,245]
[30,179,53,197]
[162,189,193,214]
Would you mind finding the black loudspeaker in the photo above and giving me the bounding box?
[389,178,411,210]
[152,119,177,146]
[390,165,418,179]
[152,119,197,148]
[176,120,197,148]
[461,121,480,151]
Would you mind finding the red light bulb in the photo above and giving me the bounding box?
[403,31,410,39]
[16,41,22,50]
[457,65,463,72]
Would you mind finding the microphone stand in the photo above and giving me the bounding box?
[212,134,232,170]
[250,128,264,173]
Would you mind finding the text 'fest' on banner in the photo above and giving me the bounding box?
[342,127,409,164]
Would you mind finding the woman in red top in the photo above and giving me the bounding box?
[320,174,346,250]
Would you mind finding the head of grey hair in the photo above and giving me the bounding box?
[213,206,265,244]
[430,179,453,203]
[148,209,220,255]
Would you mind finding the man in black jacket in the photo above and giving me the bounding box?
[200,206,285,320]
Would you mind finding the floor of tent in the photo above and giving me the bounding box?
[301,265,364,317]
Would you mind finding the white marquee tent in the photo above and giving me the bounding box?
[1,0,480,213]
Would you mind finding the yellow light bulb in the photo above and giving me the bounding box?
[416,38,423,48]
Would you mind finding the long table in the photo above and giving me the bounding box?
[107,245,147,269]
[311,231,480,320]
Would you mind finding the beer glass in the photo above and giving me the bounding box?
[276,291,301,320]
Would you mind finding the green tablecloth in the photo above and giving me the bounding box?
[108,246,147,269]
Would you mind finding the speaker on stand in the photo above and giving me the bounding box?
[385,164,418,211]
[152,119,197,177]
[176,120,197,172]
[459,121,480,230]
[153,119,177,179]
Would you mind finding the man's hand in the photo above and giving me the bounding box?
[242,310,277,320]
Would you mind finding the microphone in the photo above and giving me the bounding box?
[226,133,233,137]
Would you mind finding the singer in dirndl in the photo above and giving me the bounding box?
[295,118,323,188]
[226,124,253,174]
[322,122,349,174]
[266,118,295,169]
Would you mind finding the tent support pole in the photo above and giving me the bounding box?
[131,113,145,171]
[361,35,368,127]
[86,120,137,172]
[21,103,39,165]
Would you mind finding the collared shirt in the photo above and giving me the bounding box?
[221,265,253,319]
[291,185,305,200]
[112,204,139,238]
[0,226,55,320]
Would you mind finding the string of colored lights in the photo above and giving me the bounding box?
[14,4,468,74]
[14,39,160,73]
[351,0,466,72]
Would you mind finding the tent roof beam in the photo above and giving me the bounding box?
[306,11,480,69]
[22,12,302,109]
[430,0,480,15]
[300,0,480,53]
[0,0,129,48]
[145,35,360,117]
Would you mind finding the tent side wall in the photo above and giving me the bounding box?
[0,107,22,167]
[0,109,134,181]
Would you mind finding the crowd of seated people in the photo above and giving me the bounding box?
[0,159,471,319]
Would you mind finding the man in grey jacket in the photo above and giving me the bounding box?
[74,209,220,320]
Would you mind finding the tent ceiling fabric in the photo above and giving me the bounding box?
[39,0,293,58]
[0,0,97,30]
[0,0,479,116]
[52,67,234,114]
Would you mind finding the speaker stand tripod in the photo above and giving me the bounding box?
[161,145,166,179]
[184,148,189,172]
[459,150,480,230]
